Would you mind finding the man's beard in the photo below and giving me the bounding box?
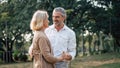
[54,21,61,27]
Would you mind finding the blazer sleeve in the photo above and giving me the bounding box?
[38,37,59,63]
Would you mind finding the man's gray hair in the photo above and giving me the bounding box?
[53,7,66,17]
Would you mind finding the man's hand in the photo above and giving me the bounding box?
[62,51,72,61]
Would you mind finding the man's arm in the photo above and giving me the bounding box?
[67,31,76,60]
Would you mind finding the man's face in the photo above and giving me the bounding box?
[52,11,65,26]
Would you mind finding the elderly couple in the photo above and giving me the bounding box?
[28,7,76,68]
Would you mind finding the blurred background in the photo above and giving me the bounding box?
[0,0,120,68]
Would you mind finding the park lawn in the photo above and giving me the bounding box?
[70,52,120,68]
[0,52,120,68]
[0,62,33,68]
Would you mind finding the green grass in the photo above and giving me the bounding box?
[92,63,120,68]
[82,52,120,61]
[70,52,120,68]
[0,52,120,68]
[0,62,33,68]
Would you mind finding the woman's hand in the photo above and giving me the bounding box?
[28,45,33,58]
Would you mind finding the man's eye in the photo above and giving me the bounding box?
[53,16,60,18]
[56,16,60,18]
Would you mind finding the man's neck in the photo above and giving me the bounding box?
[55,24,64,32]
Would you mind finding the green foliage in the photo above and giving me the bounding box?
[19,54,28,62]
[12,50,20,61]
[12,50,28,62]
[0,0,51,52]
[0,0,120,63]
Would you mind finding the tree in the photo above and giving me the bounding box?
[0,0,51,62]
[92,0,120,52]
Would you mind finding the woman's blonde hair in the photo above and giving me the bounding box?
[30,10,48,31]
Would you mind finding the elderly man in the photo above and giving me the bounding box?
[45,7,76,68]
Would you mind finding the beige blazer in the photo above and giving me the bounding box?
[32,31,59,68]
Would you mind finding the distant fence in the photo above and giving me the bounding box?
[0,51,29,63]
[0,51,12,63]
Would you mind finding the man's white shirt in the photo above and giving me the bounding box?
[45,24,76,60]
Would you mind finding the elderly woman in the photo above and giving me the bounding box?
[29,10,64,68]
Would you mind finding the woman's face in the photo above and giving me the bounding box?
[43,17,49,28]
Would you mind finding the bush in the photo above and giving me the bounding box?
[12,50,20,61]
[19,53,28,62]
[12,50,28,62]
